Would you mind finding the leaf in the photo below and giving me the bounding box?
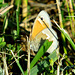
[30,49,58,75]
[13,30,18,40]
[0,3,8,8]
[0,37,6,49]
[0,0,3,3]
[3,16,8,33]
[0,37,3,42]
[0,42,6,49]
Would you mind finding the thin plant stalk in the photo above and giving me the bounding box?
[69,0,74,20]
[16,0,21,36]
[57,48,60,75]
[2,53,9,75]
[16,10,19,36]
[59,53,73,65]
[3,16,8,34]
[56,0,67,56]
[11,0,14,5]
[27,36,30,75]
[69,0,75,36]
[66,0,74,36]
[22,0,28,29]
[2,16,9,75]
[11,50,25,75]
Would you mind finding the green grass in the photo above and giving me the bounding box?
[0,0,75,75]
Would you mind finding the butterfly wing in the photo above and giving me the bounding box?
[30,10,58,53]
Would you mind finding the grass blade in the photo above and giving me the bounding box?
[11,50,24,75]
[61,29,75,50]
[53,19,75,50]
[16,10,19,36]
[30,40,53,69]
[0,0,3,3]
[25,40,53,75]
[3,16,8,33]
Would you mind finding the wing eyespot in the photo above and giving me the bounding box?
[40,17,43,21]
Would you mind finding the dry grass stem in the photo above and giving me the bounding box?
[56,0,63,28]
[0,5,14,16]
[2,54,9,75]
[69,0,75,36]
[11,0,14,5]
[27,36,30,75]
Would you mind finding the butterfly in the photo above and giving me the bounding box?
[30,10,58,54]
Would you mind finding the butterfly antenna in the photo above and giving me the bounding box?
[41,19,58,41]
